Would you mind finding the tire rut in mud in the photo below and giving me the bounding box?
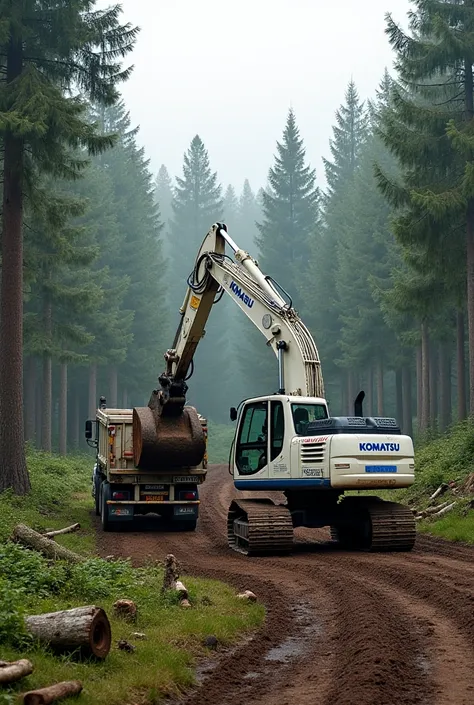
[95,465,474,705]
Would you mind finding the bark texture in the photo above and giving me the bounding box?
[13,524,85,563]
[25,606,111,659]
[0,659,33,684]
[23,680,83,705]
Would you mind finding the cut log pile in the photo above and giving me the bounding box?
[413,483,459,521]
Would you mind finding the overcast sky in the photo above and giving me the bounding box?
[98,0,411,193]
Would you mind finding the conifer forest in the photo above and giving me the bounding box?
[1,0,473,495]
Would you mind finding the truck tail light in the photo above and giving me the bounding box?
[112,491,130,500]
[181,491,197,500]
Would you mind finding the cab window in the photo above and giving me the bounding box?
[270,400,284,461]
[291,403,328,435]
[236,402,268,475]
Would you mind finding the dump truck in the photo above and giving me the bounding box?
[85,398,207,531]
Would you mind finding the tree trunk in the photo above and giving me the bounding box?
[24,356,37,443]
[366,366,373,417]
[13,524,85,563]
[72,387,80,450]
[123,388,128,408]
[395,368,403,430]
[41,295,52,453]
[347,370,355,413]
[109,365,118,407]
[88,364,97,418]
[341,375,347,415]
[0,36,29,493]
[59,363,68,455]
[0,659,33,685]
[416,346,422,432]
[457,310,467,421]
[429,342,438,430]
[420,322,430,433]
[23,680,83,705]
[35,373,43,445]
[439,343,452,433]
[376,357,384,415]
[466,53,474,414]
[25,606,111,659]
[402,365,413,437]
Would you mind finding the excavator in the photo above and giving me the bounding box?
[132,223,416,555]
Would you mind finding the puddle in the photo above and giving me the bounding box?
[264,600,323,664]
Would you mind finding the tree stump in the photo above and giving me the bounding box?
[0,659,33,684]
[25,606,111,659]
[13,524,85,563]
[113,599,137,623]
[162,554,180,592]
[23,680,83,705]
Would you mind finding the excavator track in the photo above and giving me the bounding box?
[227,498,294,556]
[332,496,416,552]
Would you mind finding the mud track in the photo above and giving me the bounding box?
[96,465,474,705]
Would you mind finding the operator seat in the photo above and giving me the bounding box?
[293,407,309,435]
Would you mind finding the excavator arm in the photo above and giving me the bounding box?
[159,223,324,411]
[132,223,324,472]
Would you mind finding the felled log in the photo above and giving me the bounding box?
[429,484,448,503]
[13,524,85,564]
[415,501,451,520]
[25,606,111,659]
[431,501,457,518]
[0,659,33,684]
[44,523,80,538]
[113,599,137,623]
[23,680,83,705]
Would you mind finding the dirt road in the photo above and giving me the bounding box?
[96,465,474,705]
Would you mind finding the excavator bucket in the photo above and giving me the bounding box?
[132,404,205,470]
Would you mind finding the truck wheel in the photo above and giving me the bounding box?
[100,482,112,532]
[94,476,101,516]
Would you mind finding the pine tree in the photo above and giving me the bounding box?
[378,1,474,411]
[305,81,368,412]
[169,136,230,421]
[154,164,174,265]
[223,184,239,231]
[256,109,319,301]
[238,179,262,252]
[0,1,138,494]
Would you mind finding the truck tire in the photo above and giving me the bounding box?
[100,482,112,532]
[94,476,101,516]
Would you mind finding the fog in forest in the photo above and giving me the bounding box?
[1,0,472,462]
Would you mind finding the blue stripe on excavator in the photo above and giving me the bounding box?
[234,478,332,490]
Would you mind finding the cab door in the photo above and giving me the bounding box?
[268,399,291,479]
[233,400,269,478]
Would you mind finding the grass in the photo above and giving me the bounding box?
[0,447,264,705]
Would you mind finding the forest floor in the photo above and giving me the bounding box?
[0,451,264,705]
[98,463,474,705]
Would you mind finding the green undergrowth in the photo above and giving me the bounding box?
[207,423,234,464]
[0,448,264,705]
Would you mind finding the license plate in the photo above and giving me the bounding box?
[111,507,132,516]
[365,465,397,473]
[143,484,165,491]
[302,468,322,477]
[145,494,167,501]
[176,506,195,514]
[173,476,199,483]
